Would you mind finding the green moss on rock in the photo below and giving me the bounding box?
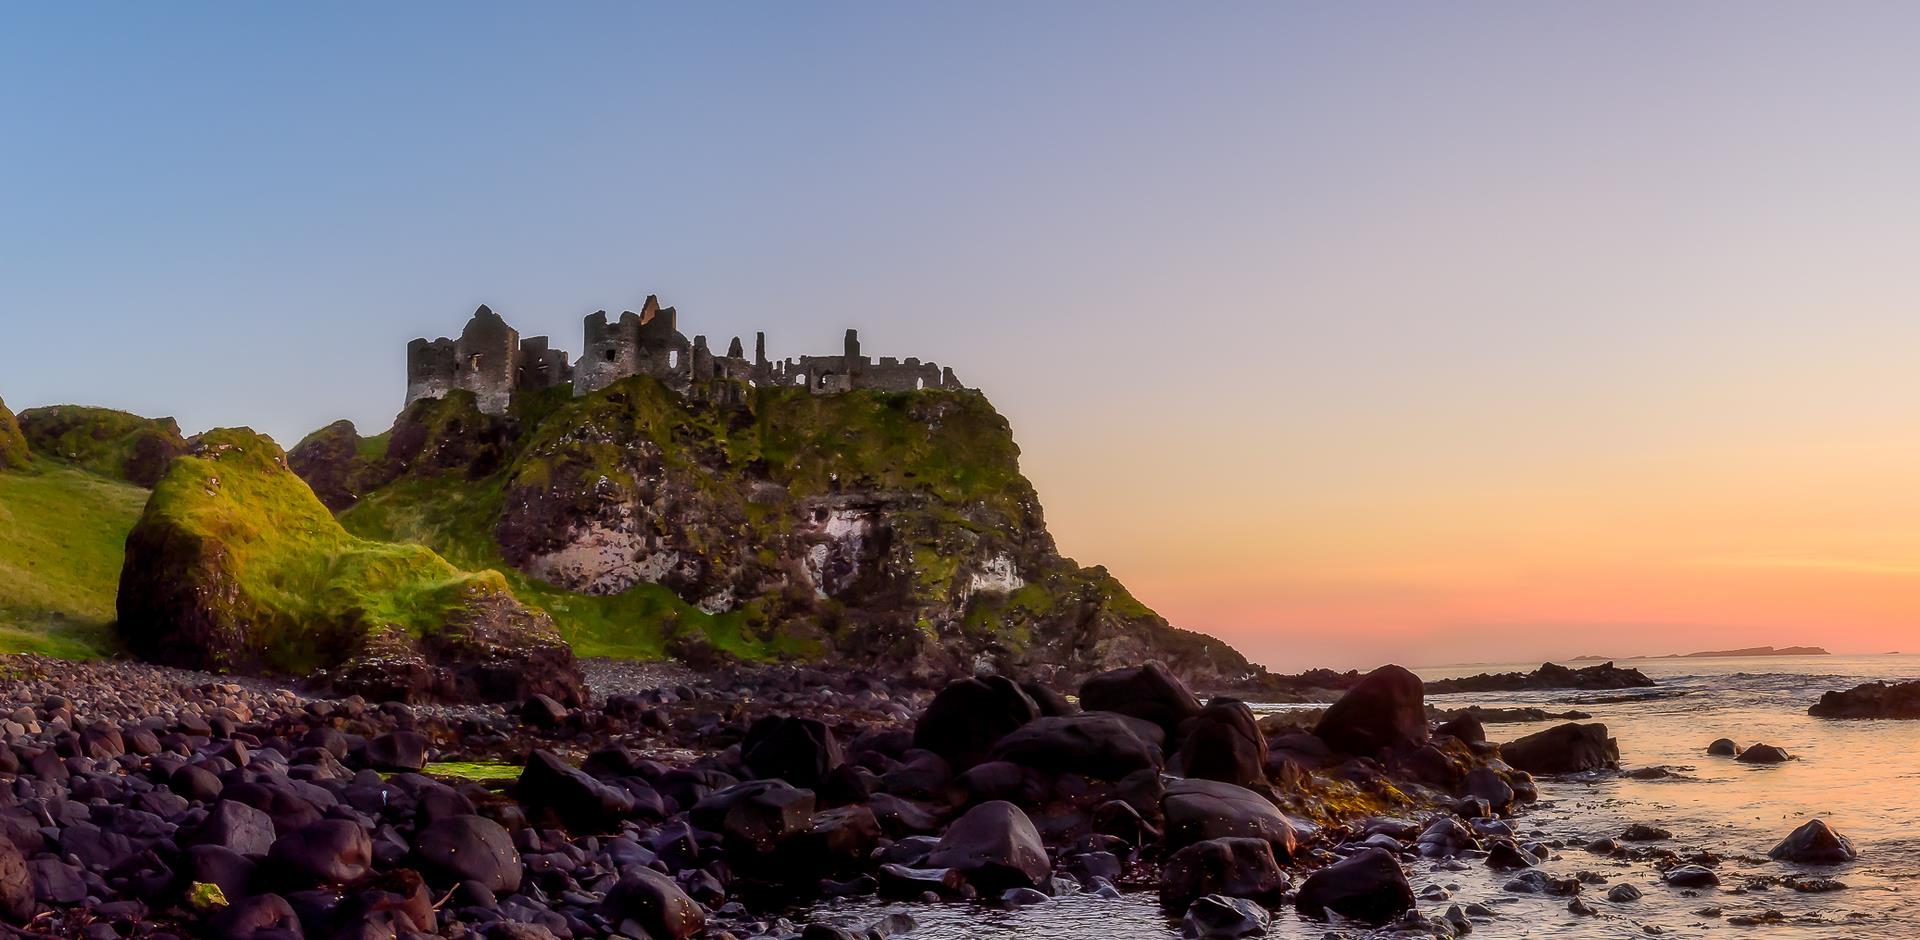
[15,405,188,487]
[0,397,27,471]
[117,428,582,703]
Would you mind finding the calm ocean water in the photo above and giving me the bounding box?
[811,653,1920,938]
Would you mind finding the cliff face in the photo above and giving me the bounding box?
[118,428,582,704]
[307,379,1253,685]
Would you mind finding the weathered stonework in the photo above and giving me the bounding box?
[407,294,969,414]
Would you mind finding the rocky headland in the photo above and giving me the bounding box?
[1423,662,1656,695]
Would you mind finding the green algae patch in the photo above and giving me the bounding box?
[14,405,188,487]
[422,760,523,782]
[0,459,146,658]
[115,428,550,676]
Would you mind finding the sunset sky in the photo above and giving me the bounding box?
[10,5,1920,668]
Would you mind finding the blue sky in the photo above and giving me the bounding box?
[11,4,1920,667]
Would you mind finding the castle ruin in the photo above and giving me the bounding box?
[405,295,969,415]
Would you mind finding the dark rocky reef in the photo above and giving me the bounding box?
[15,405,188,487]
[116,428,582,705]
[1424,661,1655,695]
[1808,679,1920,718]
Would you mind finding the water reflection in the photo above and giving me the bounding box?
[810,655,1920,938]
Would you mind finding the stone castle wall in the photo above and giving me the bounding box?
[406,294,969,415]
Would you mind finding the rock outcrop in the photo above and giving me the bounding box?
[15,405,188,486]
[1425,661,1655,695]
[116,428,582,704]
[0,397,27,471]
[1809,679,1920,718]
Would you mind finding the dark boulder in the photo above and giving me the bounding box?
[1294,847,1414,924]
[1313,665,1428,757]
[267,819,372,886]
[0,838,30,922]
[1706,738,1738,756]
[1434,712,1486,744]
[911,677,1039,771]
[1737,743,1791,764]
[990,713,1160,780]
[1171,700,1267,789]
[690,780,817,854]
[415,815,522,893]
[925,800,1050,892]
[743,715,845,788]
[1079,661,1202,737]
[1499,723,1619,774]
[207,893,304,940]
[188,800,278,856]
[1663,865,1719,887]
[1159,837,1287,911]
[1769,819,1857,864]
[515,749,635,832]
[364,732,427,773]
[1182,894,1271,939]
[597,867,704,940]
[1162,779,1297,858]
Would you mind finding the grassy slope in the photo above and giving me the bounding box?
[136,429,519,672]
[0,460,147,657]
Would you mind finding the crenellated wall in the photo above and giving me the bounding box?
[407,294,969,414]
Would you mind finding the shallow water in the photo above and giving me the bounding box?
[812,654,1920,938]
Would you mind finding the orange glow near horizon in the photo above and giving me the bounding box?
[1021,340,1920,671]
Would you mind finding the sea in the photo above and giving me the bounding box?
[808,653,1920,938]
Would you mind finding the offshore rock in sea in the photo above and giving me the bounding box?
[1770,819,1858,864]
[1498,722,1621,774]
[1424,660,1657,694]
[1809,678,1920,718]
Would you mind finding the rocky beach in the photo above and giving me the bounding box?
[0,649,1898,940]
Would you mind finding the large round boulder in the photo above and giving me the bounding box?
[597,867,704,940]
[415,815,522,893]
[1313,664,1428,757]
[743,715,844,788]
[912,677,1039,771]
[266,819,372,886]
[989,713,1160,780]
[1498,722,1619,774]
[1079,662,1202,737]
[1294,847,1414,924]
[1769,819,1857,864]
[925,800,1051,892]
[1159,837,1288,911]
[1172,699,1267,789]
[515,749,636,832]
[1162,778,1298,859]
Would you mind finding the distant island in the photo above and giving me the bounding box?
[1571,645,1830,661]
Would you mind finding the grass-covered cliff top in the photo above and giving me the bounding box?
[16,404,188,486]
[511,377,1034,517]
[126,428,526,672]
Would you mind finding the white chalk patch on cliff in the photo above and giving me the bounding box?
[525,520,680,595]
[966,553,1024,597]
[803,508,875,598]
[697,588,735,614]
